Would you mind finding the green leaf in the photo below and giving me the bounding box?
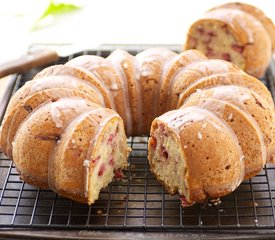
[31,0,82,31]
[38,0,81,21]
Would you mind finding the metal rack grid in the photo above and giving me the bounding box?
[1,45,275,231]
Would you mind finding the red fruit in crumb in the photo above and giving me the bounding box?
[202,31,217,44]
[221,24,230,34]
[98,164,105,176]
[202,35,212,44]
[222,53,231,62]
[160,145,169,159]
[180,195,192,207]
[207,31,217,37]
[196,26,204,34]
[206,46,213,52]
[109,158,115,166]
[188,37,198,47]
[115,126,119,135]
[114,169,124,179]
[107,133,115,144]
[150,137,157,150]
[159,123,168,136]
[159,123,165,131]
[163,151,168,159]
[206,47,215,58]
[232,44,244,53]
[91,156,100,164]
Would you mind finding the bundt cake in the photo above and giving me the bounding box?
[1,48,275,206]
[184,2,275,78]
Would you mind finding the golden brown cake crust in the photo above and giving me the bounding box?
[186,85,275,164]
[12,98,99,188]
[183,98,265,179]
[149,107,245,204]
[50,109,123,204]
[181,120,244,203]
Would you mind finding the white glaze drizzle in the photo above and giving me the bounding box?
[178,72,251,107]
[150,49,177,116]
[30,76,77,93]
[210,85,251,105]
[133,53,144,134]
[30,77,105,107]
[107,50,132,135]
[50,97,90,129]
[169,59,230,109]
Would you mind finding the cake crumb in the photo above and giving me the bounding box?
[110,82,119,91]
[184,145,188,149]
[198,132,202,140]
[83,160,90,168]
[196,89,202,93]
[123,62,128,69]
[227,113,233,120]
[210,198,221,206]
[97,209,103,215]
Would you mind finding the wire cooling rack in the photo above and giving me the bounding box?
[1,45,275,232]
